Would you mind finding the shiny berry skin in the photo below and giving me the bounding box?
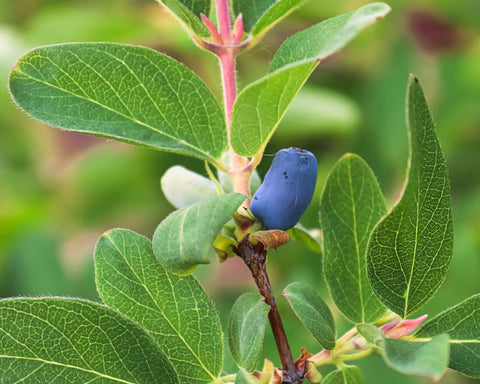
[250,147,318,230]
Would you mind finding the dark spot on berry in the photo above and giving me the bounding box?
[254,196,258,200]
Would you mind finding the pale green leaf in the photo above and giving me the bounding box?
[0,298,178,383]
[95,229,223,384]
[282,282,335,349]
[152,193,245,275]
[235,369,259,384]
[356,323,383,349]
[9,43,226,163]
[233,0,308,37]
[228,293,270,372]
[161,165,217,209]
[321,153,387,323]
[383,334,450,381]
[231,3,390,157]
[322,366,364,384]
[367,76,454,317]
[269,3,391,72]
[231,62,315,157]
[416,294,480,378]
[287,225,322,253]
[155,0,209,37]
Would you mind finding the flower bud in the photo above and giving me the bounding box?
[250,147,317,230]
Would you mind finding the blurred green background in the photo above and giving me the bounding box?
[0,0,479,383]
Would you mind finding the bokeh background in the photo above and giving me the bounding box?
[1,0,479,382]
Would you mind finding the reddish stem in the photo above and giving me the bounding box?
[238,238,303,383]
[215,0,233,44]
[215,0,250,196]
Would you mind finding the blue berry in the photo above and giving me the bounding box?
[250,147,317,230]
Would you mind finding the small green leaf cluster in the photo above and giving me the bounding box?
[3,0,480,383]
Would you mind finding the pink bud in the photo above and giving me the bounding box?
[232,14,244,44]
[200,13,222,44]
[383,314,428,339]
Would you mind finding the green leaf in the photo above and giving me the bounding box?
[235,369,259,384]
[152,193,245,275]
[356,323,383,349]
[95,229,223,384]
[322,366,364,384]
[0,298,178,383]
[155,0,209,37]
[231,3,390,157]
[269,3,391,72]
[231,62,315,157]
[9,43,226,163]
[228,293,270,372]
[282,282,336,349]
[287,225,322,253]
[366,76,454,317]
[383,334,450,381]
[321,153,387,323]
[233,0,308,37]
[416,294,480,378]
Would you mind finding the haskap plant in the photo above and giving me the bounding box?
[3,0,480,383]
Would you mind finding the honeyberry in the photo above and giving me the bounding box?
[250,147,318,230]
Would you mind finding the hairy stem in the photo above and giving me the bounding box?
[238,238,304,384]
[215,0,251,197]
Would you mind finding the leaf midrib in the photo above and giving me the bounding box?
[347,158,365,322]
[105,234,220,383]
[0,355,137,384]
[13,68,217,163]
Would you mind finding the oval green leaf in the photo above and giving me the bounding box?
[282,282,336,350]
[416,294,480,378]
[9,43,227,163]
[322,366,364,384]
[231,3,391,157]
[228,293,270,372]
[367,76,454,317]
[0,298,178,383]
[152,193,246,275]
[383,334,450,381]
[321,153,387,323]
[95,229,223,384]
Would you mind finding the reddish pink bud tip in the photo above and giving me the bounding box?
[384,314,428,339]
[232,13,244,44]
[200,13,222,44]
[380,317,401,334]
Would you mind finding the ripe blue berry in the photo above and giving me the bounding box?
[250,147,318,230]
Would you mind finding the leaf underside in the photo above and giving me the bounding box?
[95,229,223,384]
[367,76,453,318]
[152,193,246,275]
[322,365,364,384]
[9,43,227,163]
[383,334,450,381]
[283,282,336,350]
[228,293,270,372]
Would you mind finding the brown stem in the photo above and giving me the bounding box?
[238,237,304,384]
